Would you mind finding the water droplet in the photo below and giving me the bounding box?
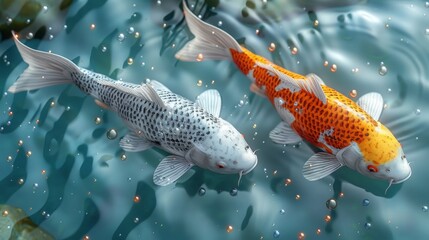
[217,21,223,26]
[316,229,321,235]
[82,235,90,240]
[6,17,12,25]
[18,140,24,146]
[94,117,102,124]
[120,154,127,161]
[330,64,337,72]
[415,109,421,115]
[2,210,9,216]
[198,187,206,196]
[196,79,203,87]
[127,58,134,65]
[273,230,280,238]
[326,198,337,210]
[106,129,118,140]
[42,6,48,12]
[291,47,298,55]
[134,217,139,223]
[65,106,71,111]
[6,156,12,162]
[422,205,428,212]
[226,225,233,233]
[364,222,372,229]
[118,33,125,42]
[313,20,319,27]
[385,23,389,28]
[324,215,331,222]
[18,178,24,185]
[284,178,292,186]
[33,183,39,189]
[196,53,204,62]
[298,232,305,240]
[295,194,301,200]
[379,65,388,76]
[252,123,257,129]
[26,151,32,157]
[349,89,357,98]
[128,27,135,34]
[362,199,370,206]
[133,195,140,203]
[279,209,285,214]
[49,34,54,40]
[26,32,34,40]
[321,61,328,68]
[134,32,140,38]
[268,42,276,52]
[90,24,96,30]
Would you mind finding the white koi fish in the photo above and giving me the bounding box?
[8,33,258,186]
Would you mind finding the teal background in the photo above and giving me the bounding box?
[1,0,429,239]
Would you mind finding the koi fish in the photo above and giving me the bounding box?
[175,2,411,184]
[8,33,258,186]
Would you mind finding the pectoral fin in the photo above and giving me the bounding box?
[250,83,266,97]
[195,89,221,117]
[153,155,194,186]
[357,92,383,121]
[119,132,153,152]
[95,99,111,110]
[269,121,302,144]
[303,152,343,181]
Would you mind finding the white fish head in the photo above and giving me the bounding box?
[355,147,411,184]
[187,120,258,175]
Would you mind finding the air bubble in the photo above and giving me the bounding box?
[127,58,134,65]
[291,47,298,55]
[198,187,206,196]
[26,32,34,40]
[326,198,337,210]
[379,64,387,76]
[196,53,204,62]
[106,129,118,140]
[197,80,203,87]
[330,64,337,72]
[6,18,12,25]
[349,89,357,98]
[230,188,238,196]
[94,117,102,124]
[226,225,233,233]
[279,209,285,214]
[415,109,421,115]
[117,33,125,42]
[128,27,135,34]
[362,199,370,206]
[273,230,280,238]
[364,222,372,229]
[217,21,223,27]
[422,205,428,212]
[268,42,276,52]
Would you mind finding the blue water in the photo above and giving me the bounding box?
[1,0,429,239]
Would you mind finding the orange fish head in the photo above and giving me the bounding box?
[355,147,411,184]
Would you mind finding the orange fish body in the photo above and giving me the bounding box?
[176,2,411,184]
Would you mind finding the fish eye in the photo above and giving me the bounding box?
[401,155,406,161]
[245,145,250,151]
[386,168,391,173]
[367,165,378,173]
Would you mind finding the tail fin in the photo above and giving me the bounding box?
[8,32,80,93]
[175,1,242,61]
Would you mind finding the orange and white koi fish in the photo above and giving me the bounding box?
[176,2,411,184]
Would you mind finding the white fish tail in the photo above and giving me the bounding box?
[175,1,242,61]
[8,32,81,93]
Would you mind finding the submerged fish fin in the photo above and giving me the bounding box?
[305,73,325,85]
[273,97,295,125]
[357,92,383,121]
[250,83,266,97]
[185,145,209,163]
[153,155,194,186]
[8,32,80,93]
[195,89,221,117]
[101,81,167,108]
[175,1,242,61]
[94,99,111,110]
[119,132,154,152]
[149,80,171,92]
[336,142,362,166]
[256,61,327,104]
[303,152,343,181]
[269,121,302,144]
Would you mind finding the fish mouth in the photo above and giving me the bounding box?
[242,158,258,175]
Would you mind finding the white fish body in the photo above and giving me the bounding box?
[8,34,258,186]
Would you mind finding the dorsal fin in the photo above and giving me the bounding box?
[101,81,166,108]
[195,89,221,117]
[256,62,327,104]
